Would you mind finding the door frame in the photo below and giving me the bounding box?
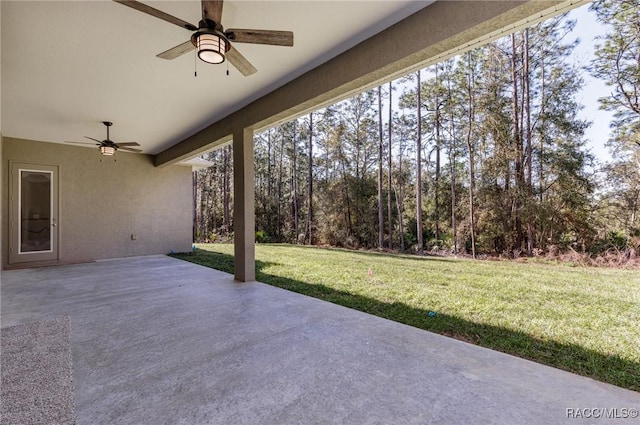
[9,162,60,264]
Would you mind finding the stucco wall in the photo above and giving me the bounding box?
[2,138,192,268]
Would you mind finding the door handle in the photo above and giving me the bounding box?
[52,218,57,227]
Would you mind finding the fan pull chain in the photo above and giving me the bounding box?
[194,49,198,77]
[226,61,229,76]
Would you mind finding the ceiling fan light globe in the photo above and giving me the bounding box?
[198,49,225,64]
[100,146,116,156]
[195,32,227,64]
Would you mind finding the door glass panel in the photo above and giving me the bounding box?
[20,170,52,253]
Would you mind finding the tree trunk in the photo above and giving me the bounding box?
[397,125,405,251]
[209,162,217,237]
[538,53,546,248]
[277,129,285,240]
[434,64,441,242]
[388,81,394,250]
[377,86,384,249]
[292,121,299,239]
[267,129,273,236]
[511,32,524,252]
[416,70,423,255]
[193,171,198,242]
[307,113,314,245]
[341,162,353,238]
[524,28,534,255]
[394,185,404,249]
[466,51,477,259]
[447,71,457,254]
[223,146,231,235]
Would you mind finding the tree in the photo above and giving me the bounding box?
[442,58,463,253]
[377,86,384,249]
[416,70,424,254]
[290,120,299,239]
[591,0,640,240]
[388,81,394,250]
[460,50,479,258]
[307,112,315,244]
[222,145,232,234]
[590,0,640,150]
[433,64,443,242]
[194,11,603,258]
[524,28,534,255]
[511,32,525,252]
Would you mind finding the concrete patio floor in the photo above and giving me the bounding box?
[1,255,638,424]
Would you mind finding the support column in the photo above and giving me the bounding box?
[232,127,255,282]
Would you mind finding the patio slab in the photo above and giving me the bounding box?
[1,255,638,424]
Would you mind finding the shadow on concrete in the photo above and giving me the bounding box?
[172,249,639,392]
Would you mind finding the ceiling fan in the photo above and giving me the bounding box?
[113,0,294,76]
[67,121,142,156]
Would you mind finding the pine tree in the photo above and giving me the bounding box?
[591,0,640,238]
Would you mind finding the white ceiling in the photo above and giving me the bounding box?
[1,0,432,156]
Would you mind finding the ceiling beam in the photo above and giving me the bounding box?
[154,0,585,167]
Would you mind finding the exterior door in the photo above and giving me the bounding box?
[9,162,59,264]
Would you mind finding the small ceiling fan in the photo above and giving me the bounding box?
[113,0,294,76]
[67,121,142,156]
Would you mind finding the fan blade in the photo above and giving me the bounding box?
[118,147,143,153]
[84,136,103,143]
[202,0,223,26]
[226,46,257,76]
[157,40,195,60]
[66,141,99,146]
[116,142,141,147]
[113,0,198,31]
[226,29,293,46]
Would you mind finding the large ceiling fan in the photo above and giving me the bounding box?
[67,121,141,156]
[113,0,294,76]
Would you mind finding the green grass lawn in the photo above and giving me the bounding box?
[173,243,640,391]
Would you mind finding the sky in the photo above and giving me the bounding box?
[569,3,616,164]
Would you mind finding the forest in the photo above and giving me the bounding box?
[192,0,639,263]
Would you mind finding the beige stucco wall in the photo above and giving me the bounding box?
[2,138,192,268]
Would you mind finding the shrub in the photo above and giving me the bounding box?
[255,230,269,243]
[591,230,629,254]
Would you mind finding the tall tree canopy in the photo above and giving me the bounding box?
[193,3,637,258]
[590,0,640,240]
